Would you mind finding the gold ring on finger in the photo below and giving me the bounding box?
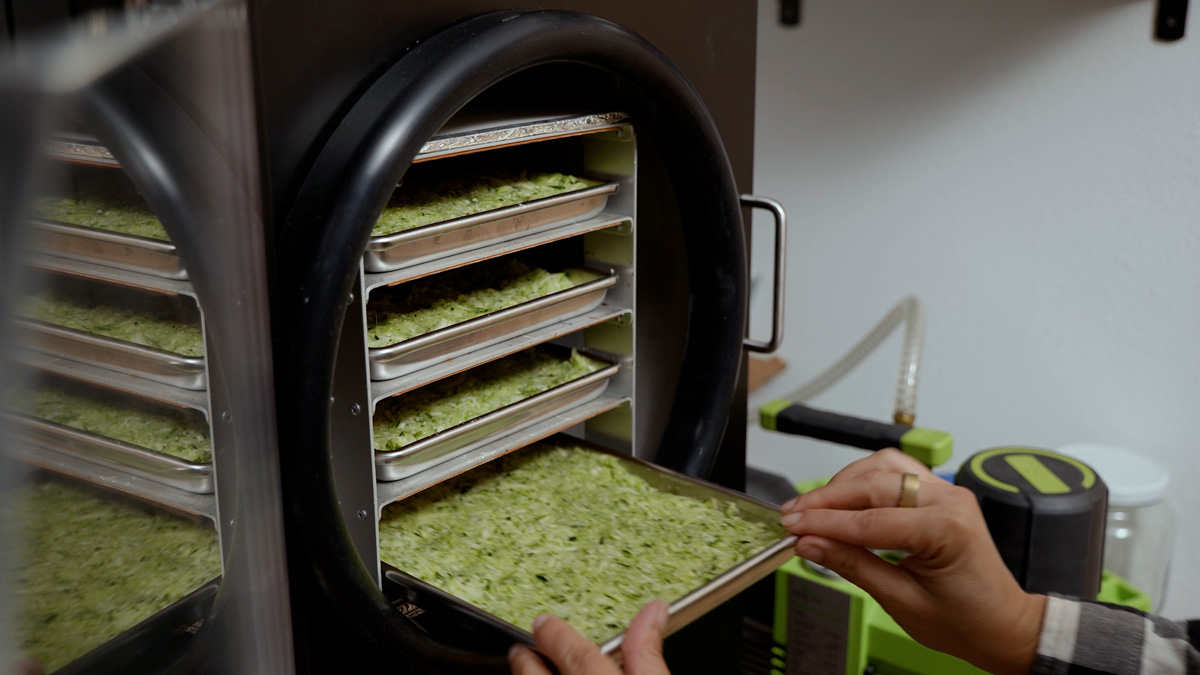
[897,473,920,508]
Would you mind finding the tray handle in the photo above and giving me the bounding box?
[741,194,787,354]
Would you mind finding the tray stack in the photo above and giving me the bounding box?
[5,136,226,672]
[345,112,640,512]
[10,146,217,520]
[361,112,790,655]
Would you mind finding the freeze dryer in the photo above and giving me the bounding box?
[0,2,787,673]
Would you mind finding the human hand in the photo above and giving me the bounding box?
[7,661,44,675]
[508,600,670,675]
[780,449,1046,675]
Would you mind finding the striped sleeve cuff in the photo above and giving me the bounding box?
[1037,594,1082,666]
[1033,594,1193,675]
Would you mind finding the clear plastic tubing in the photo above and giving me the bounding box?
[786,296,925,423]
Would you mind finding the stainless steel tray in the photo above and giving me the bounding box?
[29,219,187,280]
[44,114,630,168]
[10,439,217,519]
[363,181,619,273]
[415,112,629,161]
[18,319,207,391]
[374,395,624,508]
[17,349,210,413]
[26,251,195,297]
[381,438,796,656]
[374,358,620,481]
[368,268,618,381]
[7,413,214,494]
[46,134,120,168]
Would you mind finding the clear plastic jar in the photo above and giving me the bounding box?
[1059,443,1175,611]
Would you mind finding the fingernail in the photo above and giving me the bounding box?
[782,496,799,511]
[532,614,550,632]
[654,600,669,632]
[508,644,525,662]
[781,512,803,528]
[795,539,825,564]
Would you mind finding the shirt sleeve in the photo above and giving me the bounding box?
[1032,594,1200,675]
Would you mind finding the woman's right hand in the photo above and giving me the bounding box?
[780,449,1046,675]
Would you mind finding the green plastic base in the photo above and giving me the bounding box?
[775,558,985,675]
[773,559,1151,674]
[1098,568,1152,612]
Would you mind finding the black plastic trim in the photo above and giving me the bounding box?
[55,579,220,675]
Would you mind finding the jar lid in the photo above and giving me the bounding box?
[1057,443,1168,507]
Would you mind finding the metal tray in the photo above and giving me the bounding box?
[368,267,618,381]
[381,438,796,657]
[7,413,214,494]
[29,219,188,280]
[17,348,209,413]
[374,395,624,509]
[363,181,619,273]
[9,439,217,519]
[25,251,195,296]
[46,134,121,168]
[44,114,631,168]
[18,319,207,391]
[374,357,620,481]
[415,112,629,161]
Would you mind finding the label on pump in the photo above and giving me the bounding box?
[786,573,852,675]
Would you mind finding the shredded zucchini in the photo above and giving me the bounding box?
[8,480,221,671]
[367,259,587,347]
[373,170,600,236]
[372,348,605,450]
[21,287,204,357]
[39,173,169,241]
[15,381,212,463]
[378,441,784,643]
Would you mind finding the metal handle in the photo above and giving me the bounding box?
[742,194,787,354]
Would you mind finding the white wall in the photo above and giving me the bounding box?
[748,0,1200,619]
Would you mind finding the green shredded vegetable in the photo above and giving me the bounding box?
[372,348,605,450]
[15,380,212,463]
[39,173,169,241]
[378,441,784,643]
[367,259,585,347]
[8,480,221,671]
[373,170,600,236]
[20,286,204,357]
